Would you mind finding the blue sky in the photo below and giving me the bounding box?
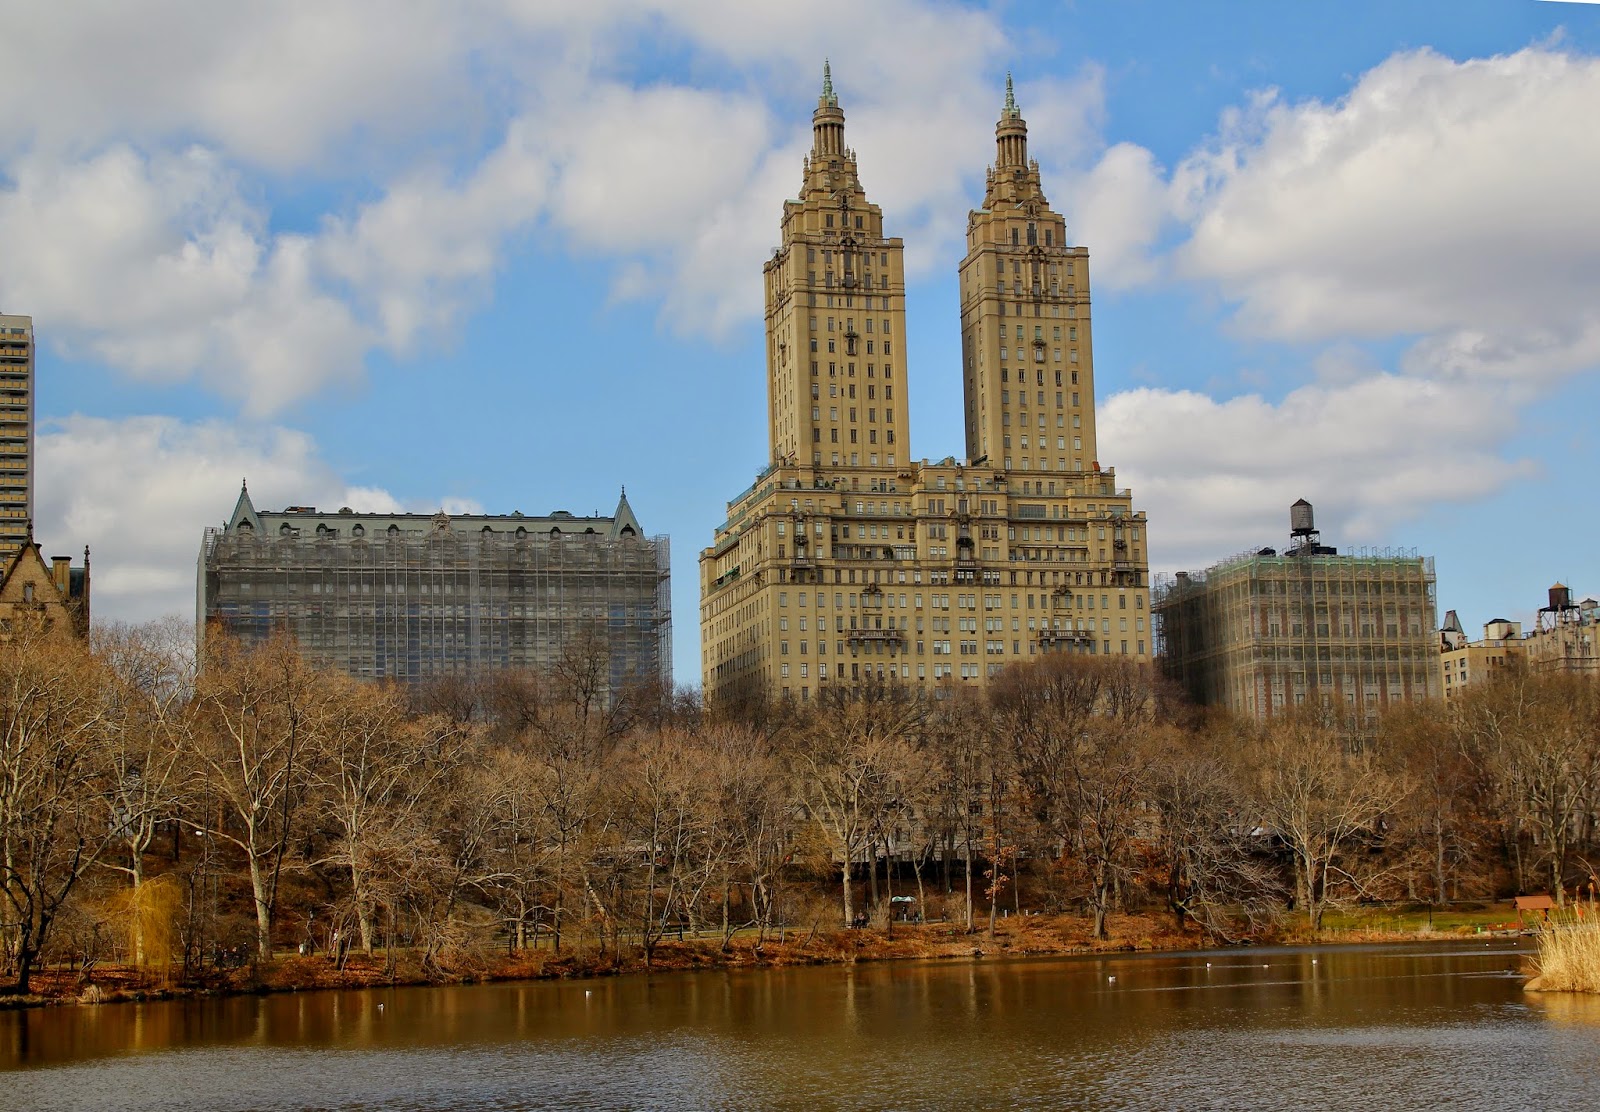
[5,1,1599,684]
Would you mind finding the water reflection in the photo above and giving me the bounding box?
[4,940,1595,1111]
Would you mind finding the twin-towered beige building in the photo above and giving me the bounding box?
[700,70,1150,705]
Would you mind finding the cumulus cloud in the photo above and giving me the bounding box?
[1054,142,1171,289]
[0,146,373,415]
[1067,44,1600,566]
[0,1,491,170]
[1170,47,1600,368]
[0,2,1108,407]
[1101,374,1538,574]
[33,416,472,624]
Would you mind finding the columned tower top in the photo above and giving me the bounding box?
[996,72,1028,169]
[813,60,846,157]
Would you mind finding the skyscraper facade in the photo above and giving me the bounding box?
[699,71,1152,705]
[0,313,33,556]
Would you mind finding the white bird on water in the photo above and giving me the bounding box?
[1107,975,1116,984]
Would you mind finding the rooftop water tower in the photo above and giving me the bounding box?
[1539,581,1580,631]
[1288,498,1327,555]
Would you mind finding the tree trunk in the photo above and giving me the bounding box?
[1305,851,1324,934]
[963,835,974,932]
[1434,824,1447,906]
[11,921,36,995]
[867,844,880,908]
[350,859,376,954]
[129,853,147,967]
[841,856,855,928]
[247,839,273,960]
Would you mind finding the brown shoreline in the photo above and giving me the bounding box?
[2,912,1528,1012]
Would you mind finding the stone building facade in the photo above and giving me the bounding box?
[1154,502,1438,727]
[699,70,1151,705]
[1439,611,1524,700]
[200,483,671,695]
[0,526,90,641]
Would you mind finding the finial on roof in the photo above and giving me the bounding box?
[1004,72,1019,119]
[821,59,837,106]
[241,477,248,491]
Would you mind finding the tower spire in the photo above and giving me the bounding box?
[995,72,1028,169]
[812,59,846,156]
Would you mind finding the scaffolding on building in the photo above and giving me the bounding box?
[1153,545,1438,726]
[201,525,671,696]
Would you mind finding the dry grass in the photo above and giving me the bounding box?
[13,905,1493,1010]
[1528,909,1600,993]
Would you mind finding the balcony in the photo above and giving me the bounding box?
[1037,628,1094,647]
[847,627,906,646]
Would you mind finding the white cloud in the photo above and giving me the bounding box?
[1063,44,1600,565]
[315,117,554,353]
[0,1,492,171]
[33,416,468,624]
[1055,142,1171,289]
[1,1,1061,403]
[1101,374,1537,574]
[1168,46,1600,369]
[0,146,373,415]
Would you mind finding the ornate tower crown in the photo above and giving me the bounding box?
[996,71,1029,170]
[813,59,846,157]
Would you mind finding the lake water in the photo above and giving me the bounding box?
[2,939,1594,1110]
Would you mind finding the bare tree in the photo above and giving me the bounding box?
[1380,702,1480,903]
[998,656,1158,940]
[922,692,988,930]
[0,630,117,992]
[1456,670,1600,904]
[188,632,329,959]
[791,687,922,928]
[315,677,467,952]
[519,706,611,953]
[1149,719,1282,942]
[1251,712,1408,932]
[93,619,194,966]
